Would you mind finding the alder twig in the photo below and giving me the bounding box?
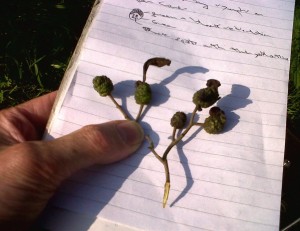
[162,107,198,160]
[171,127,177,141]
[135,104,145,122]
[146,135,171,208]
[108,94,131,120]
[146,106,205,207]
[93,61,226,209]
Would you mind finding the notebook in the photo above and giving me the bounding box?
[40,0,295,230]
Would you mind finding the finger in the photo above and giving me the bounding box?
[0,91,57,145]
[17,91,57,132]
[0,120,144,229]
[36,120,144,181]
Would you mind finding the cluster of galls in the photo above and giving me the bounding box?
[93,58,171,111]
[93,75,226,134]
[92,59,227,208]
[92,76,154,107]
[171,79,226,134]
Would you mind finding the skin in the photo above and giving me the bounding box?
[0,91,144,230]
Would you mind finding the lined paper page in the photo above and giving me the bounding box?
[42,0,295,230]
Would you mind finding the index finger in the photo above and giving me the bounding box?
[0,91,57,144]
[18,91,57,129]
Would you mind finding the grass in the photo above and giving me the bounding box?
[0,0,94,109]
[1,1,300,119]
[290,1,300,89]
[288,0,300,137]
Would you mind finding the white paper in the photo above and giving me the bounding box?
[41,0,295,230]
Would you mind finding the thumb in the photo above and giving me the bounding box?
[44,120,144,180]
[0,120,144,229]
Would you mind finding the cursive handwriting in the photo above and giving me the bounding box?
[148,10,268,37]
[227,26,269,37]
[189,17,270,37]
[254,51,288,60]
[129,2,286,62]
[190,17,220,29]
[204,43,288,60]
[137,0,154,3]
[166,0,209,10]
[188,0,209,10]
[203,43,225,50]
[159,1,187,11]
[230,47,252,55]
[175,37,197,45]
[143,26,170,37]
[152,19,176,28]
[141,26,288,61]
[151,11,186,20]
[136,0,263,18]
[143,27,196,45]
[215,4,263,17]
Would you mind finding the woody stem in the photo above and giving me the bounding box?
[162,106,198,160]
[146,106,199,207]
[108,94,131,120]
[135,104,145,122]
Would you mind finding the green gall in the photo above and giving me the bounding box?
[170,111,187,129]
[203,107,226,134]
[193,87,220,110]
[192,79,221,110]
[93,75,114,97]
[135,81,152,105]
[206,79,221,88]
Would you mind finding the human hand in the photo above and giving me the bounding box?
[0,92,144,230]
